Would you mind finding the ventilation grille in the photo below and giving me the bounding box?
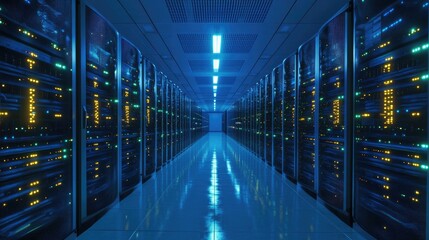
[166,0,272,23]
[165,0,187,22]
[179,34,257,53]
[178,34,211,53]
[191,0,273,23]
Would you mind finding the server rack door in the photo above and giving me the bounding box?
[283,55,297,179]
[155,72,163,170]
[318,9,351,220]
[120,38,141,195]
[144,60,156,177]
[260,79,266,161]
[0,1,74,239]
[297,37,317,193]
[166,81,171,162]
[354,1,427,239]
[79,5,119,224]
[273,66,284,173]
[162,75,168,165]
[255,83,262,158]
[265,74,273,166]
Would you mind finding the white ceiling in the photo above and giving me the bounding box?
[85,0,349,111]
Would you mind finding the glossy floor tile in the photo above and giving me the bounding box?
[77,133,367,240]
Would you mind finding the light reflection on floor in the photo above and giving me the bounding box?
[77,133,367,240]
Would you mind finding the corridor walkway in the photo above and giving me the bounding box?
[78,133,366,240]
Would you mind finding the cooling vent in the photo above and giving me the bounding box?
[178,34,211,53]
[191,0,273,23]
[179,34,257,53]
[165,0,187,22]
[223,34,257,53]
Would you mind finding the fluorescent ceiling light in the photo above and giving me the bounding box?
[213,35,222,53]
[214,93,217,97]
[214,99,216,103]
[213,85,218,90]
[213,59,219,72]
[213,76,218,84]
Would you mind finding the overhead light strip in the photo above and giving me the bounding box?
[213,59,219,72]
[213,35,222,54]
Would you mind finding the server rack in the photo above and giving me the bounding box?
[297,37,318,194]
[354,1,428,239]
[265,74,273,166]
[317,7,352,222]
[143,60,156,178]
[119,38,141,196]
[283,54,297,180]
[0,1,74,238]
[259,78,266,161]
[273,66,284,173]
[77,4,120,231]
[155,71,163,170]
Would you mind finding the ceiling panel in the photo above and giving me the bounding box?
[165,0,187,22]
[192,0,273,23]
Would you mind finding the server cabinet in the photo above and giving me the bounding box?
[354,1,427,239]
[144,60,156,177]
[283,54,297,179]
[166,80,172,162]
[78,5,119,227]
[259,78,266,161]
[162,75,168,165]
[120,38,141,195]
[265,74,273,165]
[155,72,163,170]
[273,66,284,173]
[297,37,317,193]
[0,1,74,239]
[256,82,263,158]
[318,9,352,220]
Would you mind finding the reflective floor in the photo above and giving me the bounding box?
[78,133,367,240]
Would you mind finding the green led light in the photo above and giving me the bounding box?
[133,104,139,108]
[103,70,109,75]
[422,74,429,80]
[105,81,110,85]
[421,144,429,148]
[421,165,429,170]
[114,99,119,103]
[63,155,67,159]
[355,114,361,118]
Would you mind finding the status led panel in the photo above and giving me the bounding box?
[265,75,273,165]
[273,66,283,173]
[84,7,118,216]
[318,11,351,216]
[156,72,163,170]
[283,55,297,179]
[144,60,156,176]
[0,1,73,239]
[297,38,316,192]
[355,1,427,239]
[120,38,141,193]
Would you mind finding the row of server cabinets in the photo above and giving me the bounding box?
[226,1,428,240]
[0,1,208,239]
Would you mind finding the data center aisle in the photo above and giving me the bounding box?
[78,133,365,240]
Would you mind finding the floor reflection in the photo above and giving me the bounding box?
[78,133,364,240]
